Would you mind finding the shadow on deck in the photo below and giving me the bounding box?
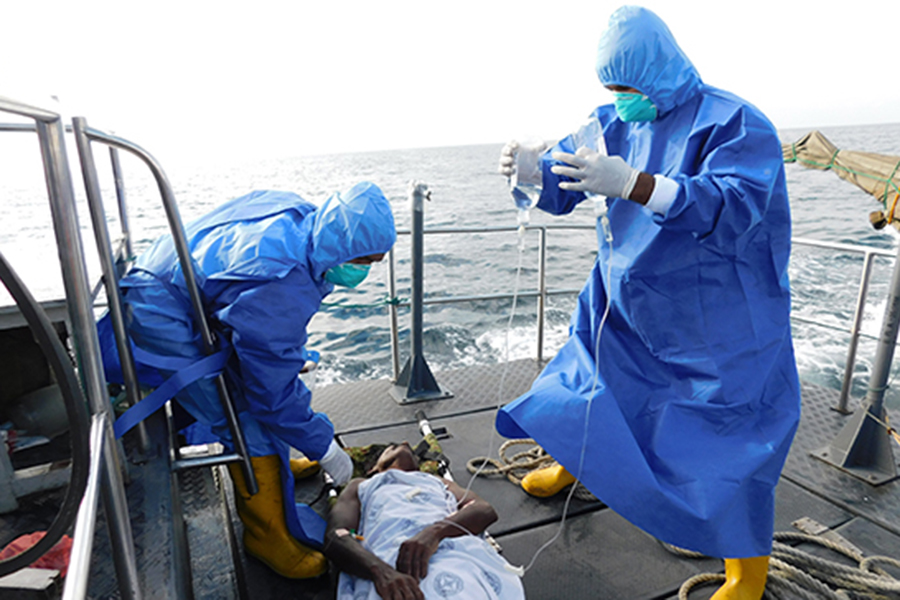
[234,358,900,599]
[7,359,892,598]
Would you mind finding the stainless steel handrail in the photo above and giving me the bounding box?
[387,222,595,380]
[793,237,895,412]
[62,413,108,600]
[0,97,142,600]
[78,122,259,495]
[72,117,150,455]
[388,226,896,413]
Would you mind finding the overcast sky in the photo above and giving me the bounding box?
[3,0,898,168]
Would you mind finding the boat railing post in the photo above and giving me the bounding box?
[389,181,452,404]
[837,251,877,414]
[388,248,401,382]
[72,117,151,455]
[27,108,142,600]
[81,126,258,495]
[536,226,547,364]
[61,413,108,600]
[812,246,900,485]
[109,146,134,273]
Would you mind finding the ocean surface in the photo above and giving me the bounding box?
[2,121,900,411]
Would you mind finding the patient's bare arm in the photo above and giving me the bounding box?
[324,478,424,600]
[395,480,497,580]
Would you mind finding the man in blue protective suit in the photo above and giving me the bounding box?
[100,181,396,579]
[495,6,800,600]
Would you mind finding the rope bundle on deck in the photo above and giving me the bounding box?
[671,531,900,599]
[466,438,598,501]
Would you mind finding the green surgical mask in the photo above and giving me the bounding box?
[613,92,658,122]
[324,262,371,288]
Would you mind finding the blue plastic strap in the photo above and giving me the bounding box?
[113,348,231,439]
[131,344,199,372]
[293,503,327,547]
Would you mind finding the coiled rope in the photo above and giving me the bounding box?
[667,531,900,599]
[466,439,598,502]
[469,440,900,597]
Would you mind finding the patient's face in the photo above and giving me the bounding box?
[372,442,419,474]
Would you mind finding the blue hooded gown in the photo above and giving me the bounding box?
[100,181,396,546]
[496,6,800,558]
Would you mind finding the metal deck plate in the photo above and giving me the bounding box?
[782,382,900,537]
[179,467,239,599]
[4,364,895,599]
[312,358,546,434]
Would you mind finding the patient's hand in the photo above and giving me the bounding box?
[372,565,424,600]
[396,527,441,580]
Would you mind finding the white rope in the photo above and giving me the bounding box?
[466,439,598,502]
[668,531,900,599]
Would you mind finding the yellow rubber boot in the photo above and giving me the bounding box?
[709,556,770,600]
[228,456,327,579]
[289,457,321,480]
[521,464,577,498]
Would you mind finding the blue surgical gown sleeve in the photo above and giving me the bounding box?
[215,267,334,460]
[534,136,592,216]
[656,107,784,243]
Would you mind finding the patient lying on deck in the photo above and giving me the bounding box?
[324,442,525,600]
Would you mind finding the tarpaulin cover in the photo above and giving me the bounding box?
[100,182,395,546]
[497,6,800,559]
[783,130,900,229]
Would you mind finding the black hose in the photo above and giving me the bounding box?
[0,251,91,578]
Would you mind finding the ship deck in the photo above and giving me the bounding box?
[217,359,900,599]
[5,358,900,599]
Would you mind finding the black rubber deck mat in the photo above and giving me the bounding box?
[772,478,853,532]
[338,409,605,538]
[494,509,721,600]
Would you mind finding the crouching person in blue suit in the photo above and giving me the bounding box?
[100,181,396,578]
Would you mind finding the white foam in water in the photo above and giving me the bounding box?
[476,324,570,363]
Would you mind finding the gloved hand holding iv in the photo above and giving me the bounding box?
[551,148,640,200]
[498,139,547,184]
[319,439,353,486]
[501,139,548,231]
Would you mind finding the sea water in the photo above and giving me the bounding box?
[1,122,899,410]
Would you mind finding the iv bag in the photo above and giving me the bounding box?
[510,138,546,216]
[570,116,609,217]
[571,115,606,155]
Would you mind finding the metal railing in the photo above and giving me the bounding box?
[386,225,896,415]
[0,101,259,598]
[0,96,141,600]
[71,117,258,485]
[386,222,593,376]
[2,97,896,594]
[62,413,108,600]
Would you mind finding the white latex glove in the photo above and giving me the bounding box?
[551,147,640,199]
[319,439,353,486]
[498,139,548,186]
[498,140,518,177]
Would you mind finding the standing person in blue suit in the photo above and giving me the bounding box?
[100,181,396,579]
[496,6,800,599]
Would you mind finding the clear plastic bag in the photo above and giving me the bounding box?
[569,116,610,218]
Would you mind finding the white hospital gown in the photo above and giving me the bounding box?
[337,470,525,600]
